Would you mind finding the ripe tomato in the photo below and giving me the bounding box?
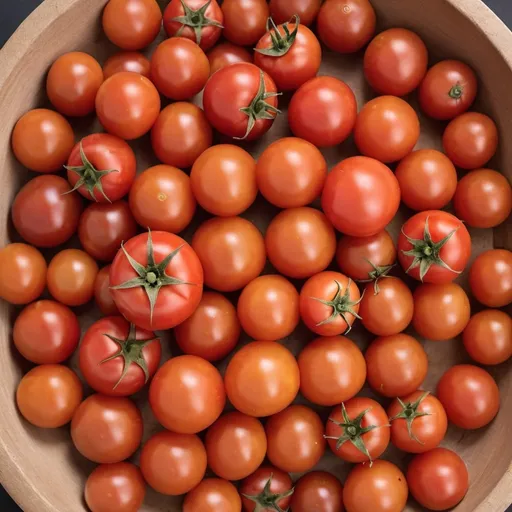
[395,149,458,211]
[238,275,300,341]
[183,479,241,512]
[140,431,207,495]
[224,341,300,417]
[443,112,498,169]
[103,51,151,79]
[149,355,225,433]
[205,412,267,481]
[291,471,344,512]
[79,316,161,396]
[407,448,469,511]
[256,137,327,208]
[46,52,103,117]
[102,0,162,50]
[110,230,203,330]
[192,216,266,292]
[94,265,120,315]
[270,0,322,27]
[266,405,325,473]
[203,62,279,140]
[96,72,161,140]
[317,0,376,53]
[413,282,470,341]
[0,244,46,305]
[364,28,428,96]
[13,300,80,364]
[398,210,471,283]
[288,76,357,147]
[437,364,500,430]
[222,0,269,46]
[322,156,400,237]
[11,108,75,173]
[16,365,82,428]
[388,391,448,454]
[190,144,257,216]
[453,168,512,228]
[207,42,252,75]
[325,398,390,463]
[265,207,336,279]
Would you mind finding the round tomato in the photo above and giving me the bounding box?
[291,471,344,512]
[110,230,203,330]
[16,365,82,428]
[270,0,322,27]
[183,479,241,512]
[288,76,357,147]
[94,265,120,315]
[224,341,300,417]
[103,51,151,78]
[221,0,269,46]
[207,42,253,75]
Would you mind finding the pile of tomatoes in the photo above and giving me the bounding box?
[1,0,511,511]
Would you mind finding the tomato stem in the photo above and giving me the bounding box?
[389,392,431,444]
[449,83,463,100]
[359,260,395,295]
[241,473,294,512]
[255,15,300,58]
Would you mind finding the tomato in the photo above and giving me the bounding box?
[317,0,376,53]
[321,156,400,237]
[443,112,498,169]
[395,149,458,211]
[11,109,75,173]
[13,300,80,364]
[203,62,279,141]
[469,249,512,307]
[151,38,210,100]
[79,316,161,397]
[265,207,336,279]
[110,230,203,330]
[255,137,327,208]
[151,102,212,169]
[266,405,325,473]
[190,144,257,216]
[288,76,357,147]
[140,431,207,495]
[254,17,321,91]
[205,412,267,481]
[94,265,120,315]
[238,274,300,341]
[16,365,82,428]
[343,460,408,512]
[95,72,161,140]
[85,462,146,512]
[46,52,103,117]
[325,398,390,463]
[453,168,512,228]
[270,0,322,27]
[419,59,478,120]
[437,364,500,430]
[149,355,225,433]
[291,471,344,512]
[412,282,470,341]
[103,51,151,79]
[388,391,448,454]
[66,133,136,203]
[364,28,428,96]
[102,0,162,50]
[407,448,469,511]
[398,210,471,283]
[192,216,266,292]
[354,95,420,163]
[47,249,99,306]
[224,341,300,417]
[207,42,253,75]
[222,0,269,46]
[183,478,241,512]
[0,244,46,305]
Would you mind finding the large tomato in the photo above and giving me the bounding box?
[221,0,269,46]
[207,42,253,75]
[270,0,322,27]
[103,51,151,78]
[183,479,241,512]
[291,471,344,512]
[94,265,120,315]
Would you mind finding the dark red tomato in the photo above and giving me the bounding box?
[443,112,499,169]
[364,28,428,96]
[103,51,151,79]
[203,62,279,141]
[151,102,212,169]
[322,156,400,237]
[79,316,161,397]
[12,109,75,173]
[46,52,103,117]
[407,448,469,511]
[291,471,344,512]
[66,133,136,203]
[419,60,478,120]
[270,0,322,27]
[317,0,376,53]
[183,478,241,512]
[398,210,471,283]
[110,230,203,331]
[94,265,120,315]
[13,300,80,364]
[325,397,390,463]
[222,0,269,46]
[288,76,357,147]
[207,42,253,76]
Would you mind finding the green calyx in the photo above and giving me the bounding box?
[255,15,300,57]
[449,82,463,100]
[389,392,431,444]
[242,474,294,512]
[359,260,395,295]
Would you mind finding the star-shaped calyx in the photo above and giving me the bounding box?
[359,260,395,295]
[242,474,294,512]
[255,15,300,57]
[389,392,431,444]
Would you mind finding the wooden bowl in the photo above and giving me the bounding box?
[1,0,511,510]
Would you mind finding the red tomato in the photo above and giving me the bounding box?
[270,0,322,27]
[222,0,269,46]
[103,51,151,79]
[183,479,241,512]
[291,471,344,512]
[94,265,120,315]
[207,42,253,75]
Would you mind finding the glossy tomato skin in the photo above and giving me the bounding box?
[222,0,269,46]
[291,471,344,512]
[103,51,151,79]
[270,0,322,26]
[322,156,400,237]
[183,478,241,512]
[207,42,253,75]
[94,265,120,315]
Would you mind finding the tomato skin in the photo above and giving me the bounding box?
[183,478,241,512]
[207,42,253,75]
[291,471,344,512]
[94,265,120,315]
[270,0,322,27]
[222,0,269,46]
[103,51,151,79]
